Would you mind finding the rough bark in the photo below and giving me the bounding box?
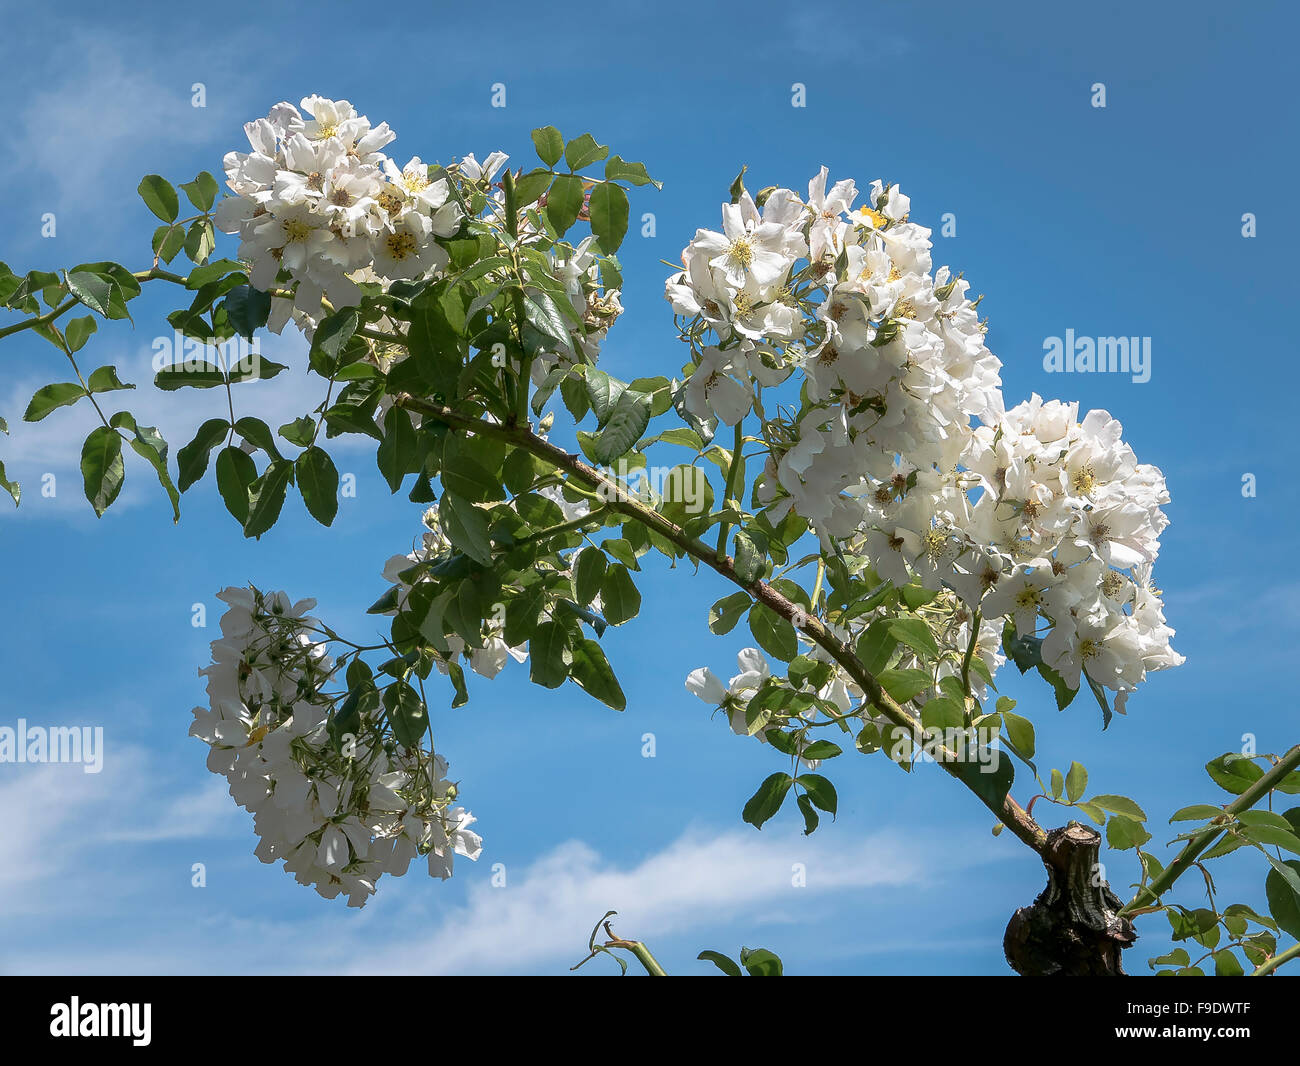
[1004,822,1137,976]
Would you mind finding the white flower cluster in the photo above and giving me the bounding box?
[668,169,1181,713]
[189,586,480,907]
[215,96,624,382]
[215,95,481,327]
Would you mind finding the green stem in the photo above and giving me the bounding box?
[961,609,981,697]
[1251,939,1300,977]
[0,298,78,341]
[626,940,667,977]
[391,393,1051,855]
[714,420,745,560]
[1120,744,1300,917]
[508,505,608,550]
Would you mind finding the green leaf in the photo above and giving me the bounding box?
[697,951,742,977]
[531,126,564,167]
[86,365,134,394]
[243,460,293,538]
[545,174,585,236]
[137,174,179,222]
[588,182,629,254]
[277,416,316,448]
[855,619,898,675]
[739,948,783,977]
[384,681,429,748]
[1001,711,1035,760]
[889,617,939,660]
[529,620,572,689]
[1039,661,1079,711]
[709,591,751,635]
[600,563,640,625]
[1265,859,1300,940]
[377,407,419,493]
[1170,804,1225,823]
[440,492,494,566]
[154,360,227,390]
[748,604,797,662]
[572,547,607,606]
[296,446,339,526]
[876,668,931,705]
[80,425,124,517]
[1206,753,1264,795]
[176,419,229,493]
[184,219,215,264]
[110,412,178,521]
[521,288,570,346]
[569,638,625,710]
[1106,815,1152,851]
[732,530,765,584]
[604,155,661,189]
[729,165,747,204]
[742,772,793,830]
[152,224,186,264]
[583,367,626,424]
[323,404,383,442]
[1240,824,1300,855]
[0,460,18,507]
[65,315,96,353]
[224,285,272,341]
[312,307,359,368]
[950,747,1016,813]
[502,448,537,495]
[798,774,837,815]
[1065,761,1088,804]
[407,280,468,395]
[564,132,608,172]
[23,382,86,422]
[797,793,820,835]
[1089,794,1147,821]
[921,696,964,731]
[64,270,115,317]
[1213,950,1244,977]
[800,740,842,761]
[179,171,219,212]
[233,416,283,459]
[1050,767,1064,800]
[214,446,256,524]
[591,389,650,463]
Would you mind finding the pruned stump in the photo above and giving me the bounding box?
[1004,822,1136,976]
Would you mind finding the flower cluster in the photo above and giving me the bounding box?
[189,586,480,907]
[215,96,625,381]
[668,169,1181,714]
[215,95,483,327]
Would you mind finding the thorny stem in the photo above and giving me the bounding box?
[391,393,1051,855]
[1120,744,1300,917]
[1252,940,1300,977]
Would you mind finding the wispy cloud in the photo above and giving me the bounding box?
[0,799,994,974]
[0,26,247,234]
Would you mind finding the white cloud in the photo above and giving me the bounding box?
[357,825,939,974]
[0,786,997,974]
[0,742,241,916]
[1,28,244,225]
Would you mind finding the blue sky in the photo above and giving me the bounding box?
[0,0,1295,975]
